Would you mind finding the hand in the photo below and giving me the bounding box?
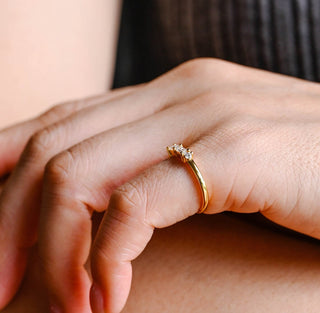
[1,58,320,313]
[0,86,135,309]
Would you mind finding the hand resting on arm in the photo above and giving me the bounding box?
[0,59,320,312]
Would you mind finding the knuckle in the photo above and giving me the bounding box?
[38,102,79,126]
[178,58,216,79]
[23,128,54,161]
[44,150,76,185]
[92,181,151,266]
[111,181,147,218]
[178,57,235,81]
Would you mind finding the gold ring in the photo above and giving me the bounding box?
[167,144,209,214]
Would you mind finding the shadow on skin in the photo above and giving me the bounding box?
[3,214,320,313]
[124,214,320,313]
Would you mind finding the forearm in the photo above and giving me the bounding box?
[0,0,121,127]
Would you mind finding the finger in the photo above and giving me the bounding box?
[0,86,134,177]
[0,69,203,310]
[89,118,278,312]
[2,61,217,266]
[14,60,228,310]
[89,146,209,313]
[0,84,158,250]
[0,86,137,309]
[38,98,219,313]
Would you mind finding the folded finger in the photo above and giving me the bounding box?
[89,145,210,313]
[1,62,217,289]
[0,86,137,309]
[38,98,217,313]
[0,86,134,177]
[8,60,229,310]
[89,120,281,312]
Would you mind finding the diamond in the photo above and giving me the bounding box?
[176,144,184,153]
[184,152,193,161]
[168,144,193,161]
[182,149,193,161]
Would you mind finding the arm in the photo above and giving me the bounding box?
[0,0,122,127]
[3,214,320,313]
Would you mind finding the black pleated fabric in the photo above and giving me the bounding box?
[113,0,320,87]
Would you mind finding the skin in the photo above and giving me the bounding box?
[3,214,320,313]
[0,0,121,127]
[0,58,320,313]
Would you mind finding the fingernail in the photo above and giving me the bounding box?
[90,282,105,313]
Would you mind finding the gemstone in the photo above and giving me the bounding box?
[176,145,184,153]
[182,149,193,160]
[184,152,193,160]
[168,144,193,161]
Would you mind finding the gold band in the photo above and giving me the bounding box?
[167,144,209,214]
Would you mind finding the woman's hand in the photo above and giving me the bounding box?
[1,58,320,313]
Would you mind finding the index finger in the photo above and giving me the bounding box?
[0,87,134,177]
[0,87,136,309]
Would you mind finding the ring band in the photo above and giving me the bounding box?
[167,144,209,214]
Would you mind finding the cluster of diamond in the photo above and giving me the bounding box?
[167,144,193,163]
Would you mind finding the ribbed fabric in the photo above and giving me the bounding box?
[113,0,320,87]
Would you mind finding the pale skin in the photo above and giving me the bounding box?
[0,0,121,127]
[1,2,320,313]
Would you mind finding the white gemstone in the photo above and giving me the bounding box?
[181,148,192,160]
[176,145,184,153]
[184,152,193,160]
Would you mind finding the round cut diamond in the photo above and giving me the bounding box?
[184,152,193,160]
